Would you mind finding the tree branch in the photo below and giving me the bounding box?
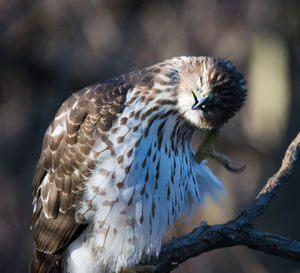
[147,132,300,273]
[237,132,300,224]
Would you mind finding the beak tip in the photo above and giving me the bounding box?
[192,96,209,111]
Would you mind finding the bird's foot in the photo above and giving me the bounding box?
[195,128,245,172]
[121,265,156,273]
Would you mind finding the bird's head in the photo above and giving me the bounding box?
[176,57,247,129]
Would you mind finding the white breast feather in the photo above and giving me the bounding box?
[65,86,225,273]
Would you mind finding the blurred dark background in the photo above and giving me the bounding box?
[0,0,299,272]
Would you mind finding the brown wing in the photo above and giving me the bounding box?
[30,77,135,273]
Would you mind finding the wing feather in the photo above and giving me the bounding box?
[31,66,162,273]
[31,79,132,273]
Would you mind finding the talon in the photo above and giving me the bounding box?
[225,163,246,173]
[195,128,245,173]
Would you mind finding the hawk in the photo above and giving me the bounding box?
[31,56,247,273]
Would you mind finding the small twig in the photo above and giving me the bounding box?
[146,132,300,272]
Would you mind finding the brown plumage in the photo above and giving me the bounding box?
[31,56,246,273]
[32,81,130,272]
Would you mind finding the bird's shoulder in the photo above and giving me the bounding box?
[30,75,136,272]
[32,64,166,215]
[30,62,176,272]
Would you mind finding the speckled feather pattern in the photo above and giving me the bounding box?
[31,56,246,273]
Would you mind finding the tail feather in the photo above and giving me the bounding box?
[30,249,62,273]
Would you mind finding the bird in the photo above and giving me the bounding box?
[30,56,247,273]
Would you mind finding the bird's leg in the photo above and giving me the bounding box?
[121,265,156,273]
[195,128,245,172]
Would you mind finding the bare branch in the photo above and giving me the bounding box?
[146,132,300,273]
[237,132,300,224]
[150,223,300,273]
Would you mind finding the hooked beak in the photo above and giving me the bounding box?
[191,91,211,111]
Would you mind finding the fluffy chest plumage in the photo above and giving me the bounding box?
[31,56,245,273]
[69,87,196,270]
[67,86,224,273]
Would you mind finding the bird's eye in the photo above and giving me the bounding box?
[204,92,214,101]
